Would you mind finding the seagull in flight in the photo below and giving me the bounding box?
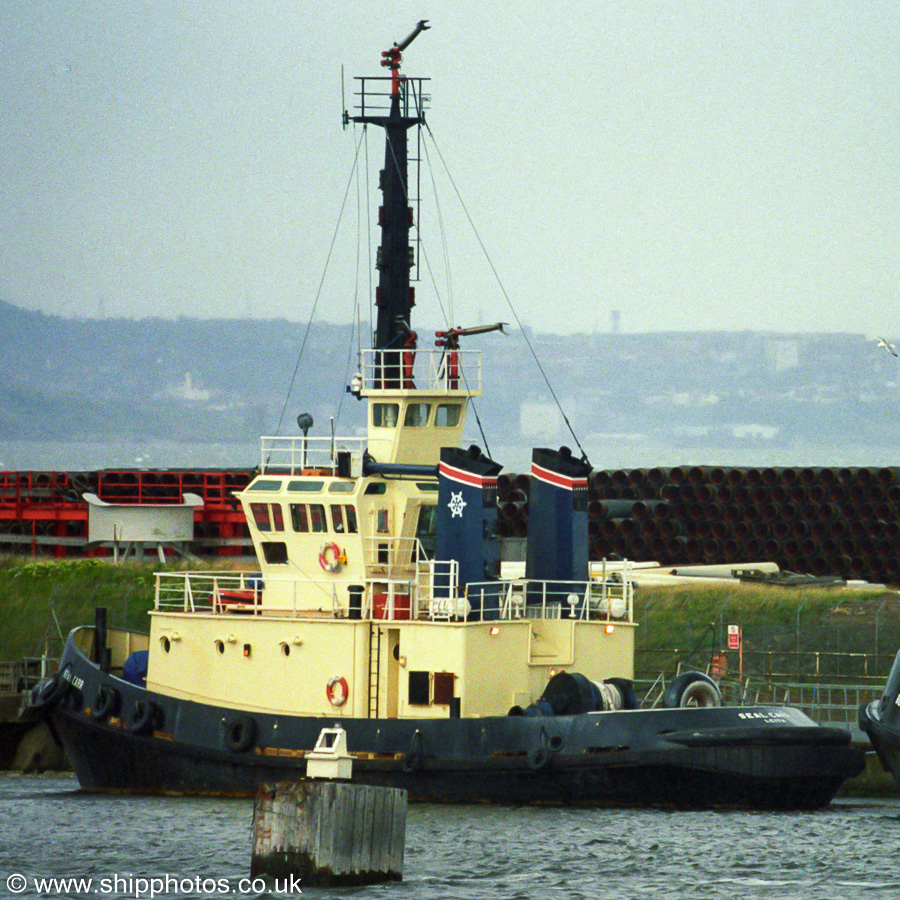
[876,337,898,357]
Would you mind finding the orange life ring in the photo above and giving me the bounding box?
[318,542,342,573]
[326,675,349,707]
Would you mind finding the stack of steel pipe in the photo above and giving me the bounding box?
[582,465,900,583]
[496,472,530,538]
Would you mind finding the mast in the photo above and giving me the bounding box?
[349,21,429,356]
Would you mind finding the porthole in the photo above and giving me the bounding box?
[215,640,225,655]
[280,642,290,657]
[161,636,171,653]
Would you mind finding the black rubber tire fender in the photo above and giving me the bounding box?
[127,699,161,734]
[92,685,121,721]
[33,667,72,710]
[527,745,551,771]
[223,714,257,753]
[400,749,422,773]
[663,671,723,709]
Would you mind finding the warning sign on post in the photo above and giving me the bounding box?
[727,624,741,650]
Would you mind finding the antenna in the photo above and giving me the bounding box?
[341,65,348,130]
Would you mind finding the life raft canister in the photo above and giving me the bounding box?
[326,675,349,707]
[318,542,344,573]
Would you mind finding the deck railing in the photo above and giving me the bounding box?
[260,437,368,476]
[154,565,634,624]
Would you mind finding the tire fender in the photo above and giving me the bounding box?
[224,714,257,753]
[663,671,723,708]
[92,685,121,721]
[127,699,161,734]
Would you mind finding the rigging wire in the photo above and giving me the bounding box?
[383,122,493,458]
[271,126,367,447]
[421,130,454,326]
[423,123,593,468]
[334,124,368,428]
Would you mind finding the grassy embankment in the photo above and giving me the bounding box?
[0,558,161,661]
[2,559,900,688]
[633,580,900,687]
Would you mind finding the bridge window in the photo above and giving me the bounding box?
[328,482,356,493]
[331,505,358,534]
[287,480,325,493]
[435,403,461,427]
[345,506,358,533]
[249,479,284,491]
[250,503,271,532]
[289,503,308,532]
[373,403,399,427]
[262,542,288,564]
[404,403,431,426]
[291,502,346,534]
[308,504,326,533]
[415,505,437,559]
[271,505,284,531]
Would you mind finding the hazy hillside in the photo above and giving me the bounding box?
[2,299,899,471]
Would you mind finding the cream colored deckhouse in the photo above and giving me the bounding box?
[148,346,635,721]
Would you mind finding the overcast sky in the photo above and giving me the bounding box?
[1,1,898,336]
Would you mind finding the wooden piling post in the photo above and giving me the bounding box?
[251,780,407,887]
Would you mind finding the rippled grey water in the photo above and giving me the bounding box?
[1,774,898,900]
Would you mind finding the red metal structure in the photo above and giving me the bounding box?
[0,468,253,558]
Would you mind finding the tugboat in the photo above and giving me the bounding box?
[859,651,900,786]
[35,23,863,809]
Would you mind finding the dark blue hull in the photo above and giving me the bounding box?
[43,635,863,810]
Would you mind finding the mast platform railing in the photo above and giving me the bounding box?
[351,75,429,120]
[359,348,482,394]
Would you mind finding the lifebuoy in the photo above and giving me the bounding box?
[318,542,343,573]
[326,675,349,707]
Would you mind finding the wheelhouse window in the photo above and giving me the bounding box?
[372,403,399,427]
[271,505,285,531]
[330,504,358,534]
[262,542,288,564]
[435,403,461,427]
[328,482,356,494]
[250,503,271,532]
[248,479,284,492]
[415,505,437,559]
[287,480,325,493]
[404,403,431,426]
[331,505,345,533]
[291,502,340,534]
[308,504,326,533]
[345,505,358,533]
[290,503,308,532]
